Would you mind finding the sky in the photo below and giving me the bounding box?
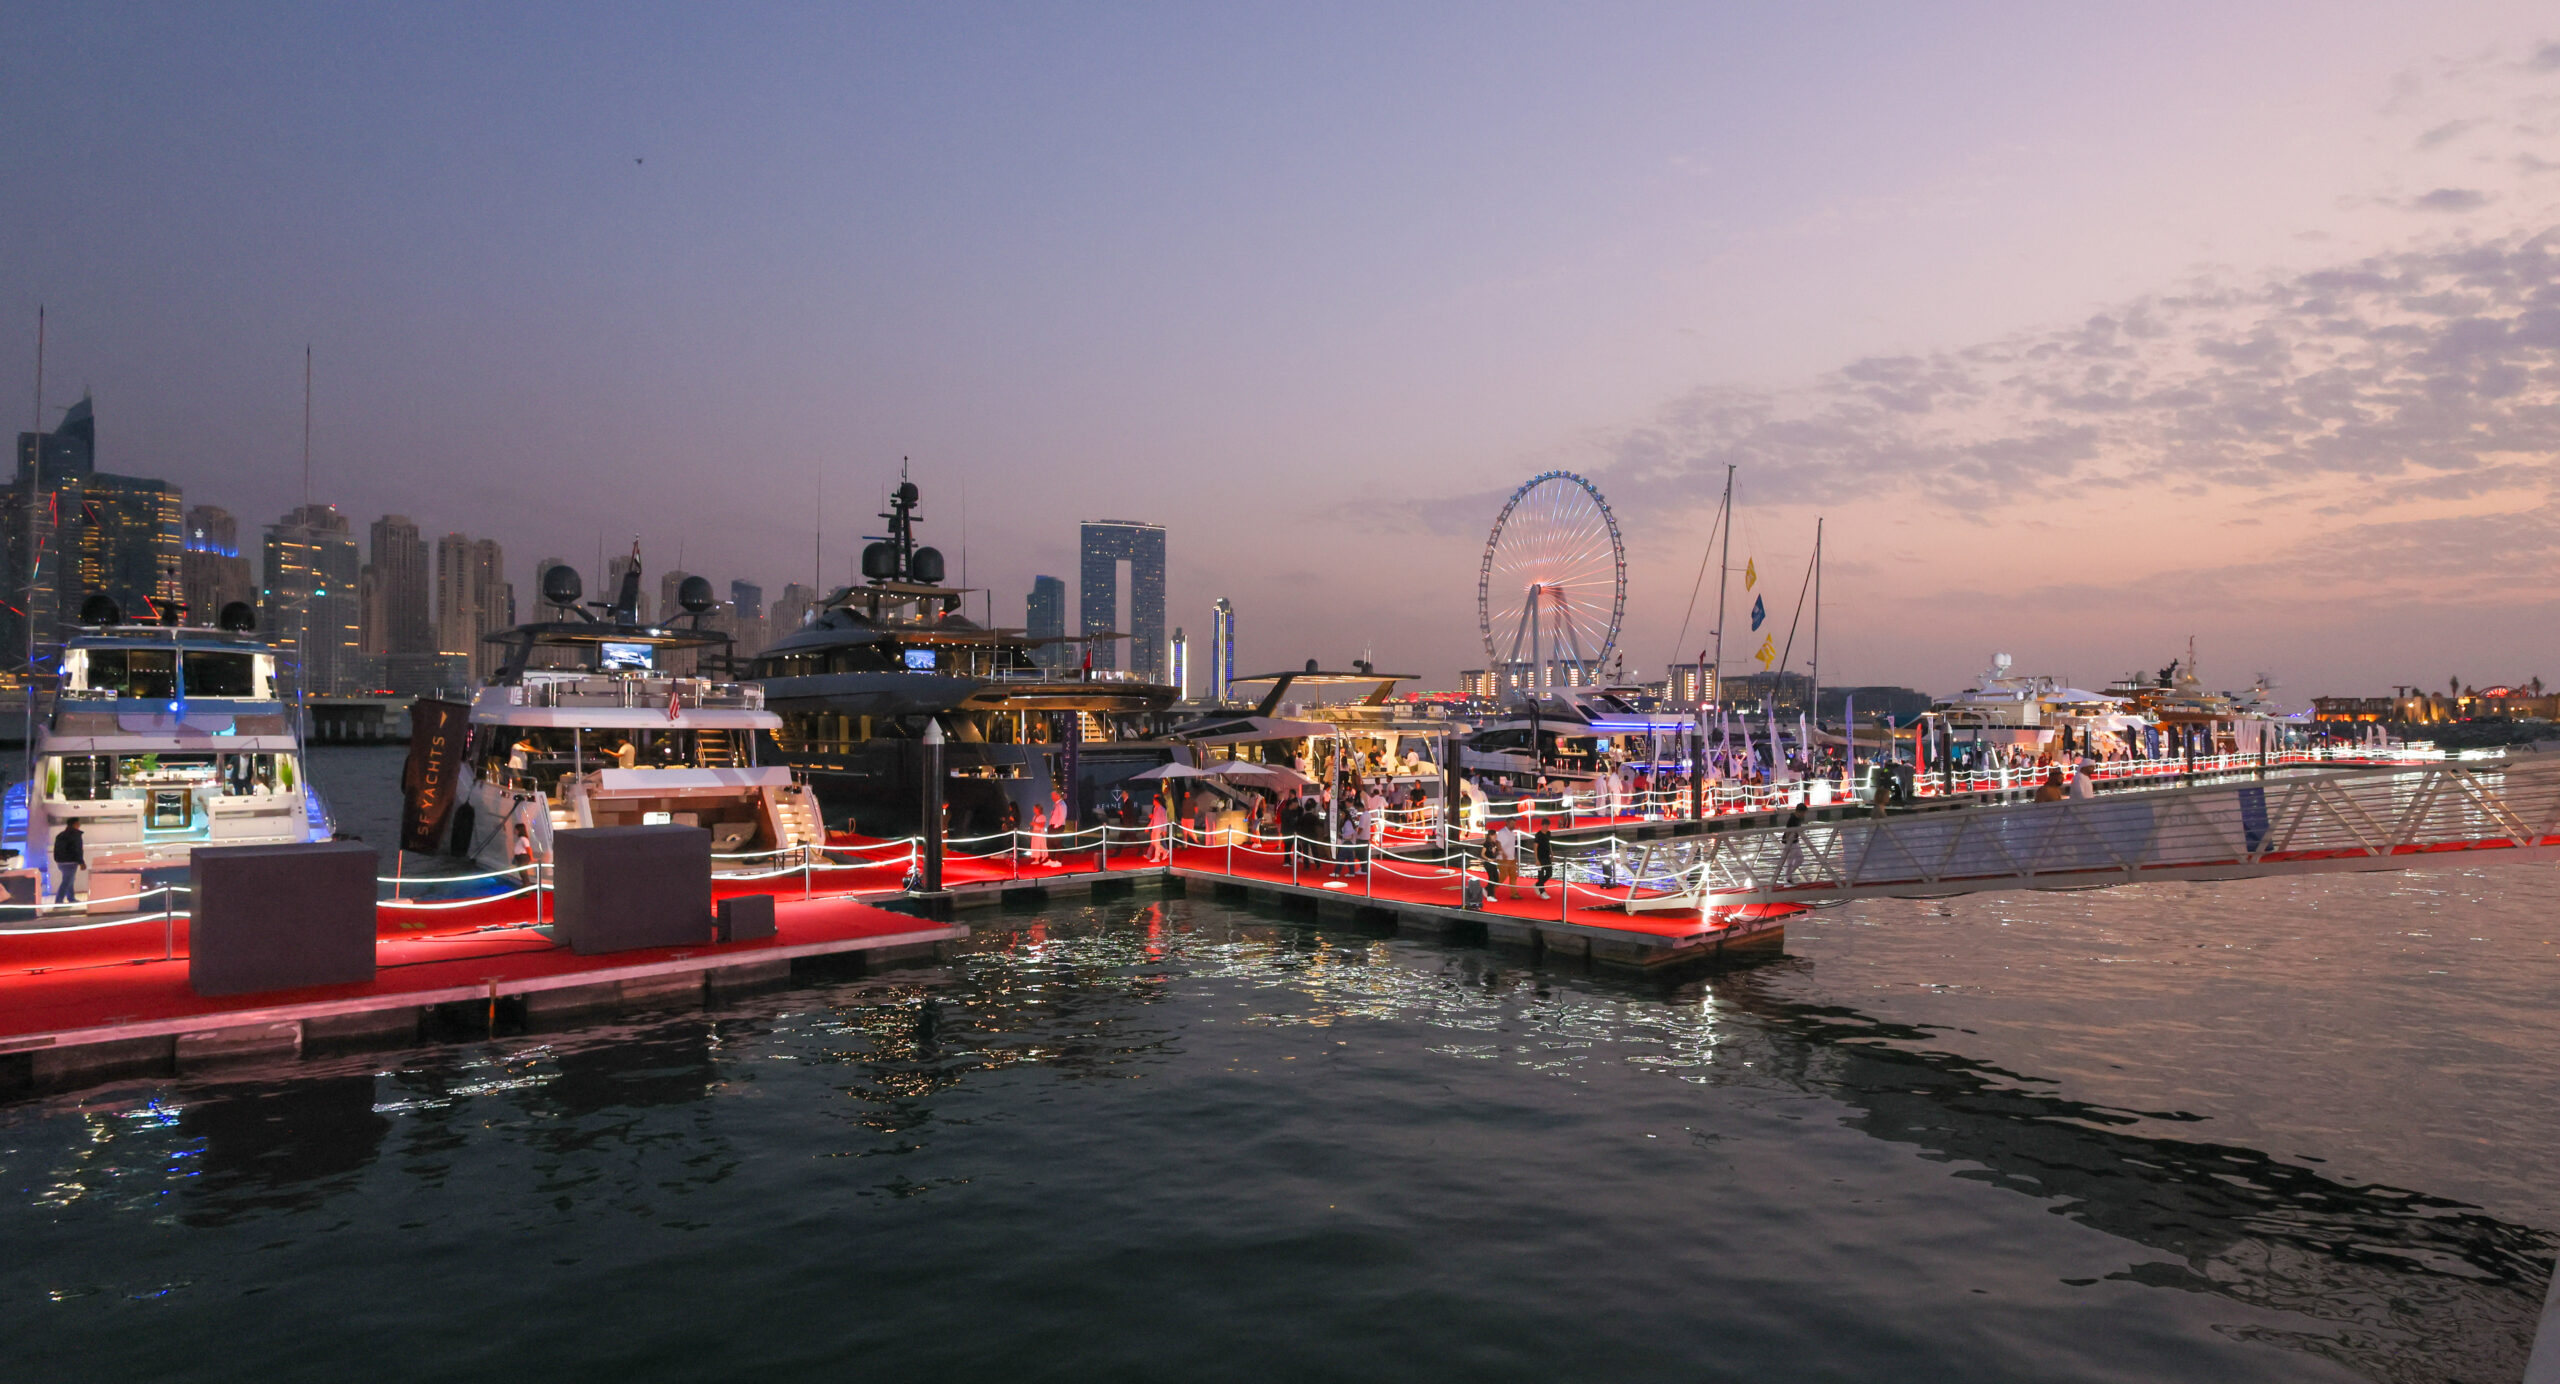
[1,3,2555,700]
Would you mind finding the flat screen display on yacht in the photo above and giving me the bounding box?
[902,649,937,670]
[600,642,654,671]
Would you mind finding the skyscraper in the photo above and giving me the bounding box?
[67,473,182,624]
[5,395,96,675]
[771,582,820,637]
[435,533,514,684]
[1077,521,1165,682]
[1026,574,1065,670]
[361,515,433,659]
[6,395,180,668]
[182,506,255,626]
[263,505,362,695]
[1169,627,1188,698]
[730,580,763,620]
[1210,598,1236,701]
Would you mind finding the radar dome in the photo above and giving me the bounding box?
[910,547,945,584]
[78,595,120,627]
[861,542,898,580]
[541,564,584,608]
[676,574,716,615]
[217,601,256,633]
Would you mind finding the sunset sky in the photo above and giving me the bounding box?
[2,4,2555,699]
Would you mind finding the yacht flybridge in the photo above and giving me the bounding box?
[414,549,823,872]
[9,600,327,899]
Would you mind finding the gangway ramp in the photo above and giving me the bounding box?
[1607,758,2560,910]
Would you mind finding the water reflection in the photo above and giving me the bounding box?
[178,1075,389,1226]
[0,894,2544,1384]
[1700,983,2553,1381]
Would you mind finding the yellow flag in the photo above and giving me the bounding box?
[1754,635,1776,668]
[1744,558,1757,590]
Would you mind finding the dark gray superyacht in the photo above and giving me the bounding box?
[746,477,1180,836]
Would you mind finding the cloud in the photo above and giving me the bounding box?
[2407,187,2492,212]
[2529,41,2560,73]
[1584,230,2560,524]
[2416,119,2480,149]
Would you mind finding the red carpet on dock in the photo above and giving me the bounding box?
[0,892,942,1045]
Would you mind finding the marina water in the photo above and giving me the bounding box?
[1,746,2551,1382]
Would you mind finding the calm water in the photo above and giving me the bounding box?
[0,747,2548,1383]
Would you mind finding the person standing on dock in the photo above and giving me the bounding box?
[50,819,84,905]
[1531,826,1554,899]
[1493,820,1523,900]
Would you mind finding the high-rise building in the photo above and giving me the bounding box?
[1458,669,1497,699]
[182,505,255,627]
[263,505,363,695]
[1077,521,1165,681]
[3,394,100,678]
[1170,627,1188,697]
[435,534,514,684]
[67,473,182,624]
[360,515,433,659]
[1026,574,1066,670]
[1209,598,1236,701]
[771,582,820,637]
[730,580,763,620]
[4,396,183,666]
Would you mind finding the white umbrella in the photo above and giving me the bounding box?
[1128,762,1219,781]
[1215,759,1313,787]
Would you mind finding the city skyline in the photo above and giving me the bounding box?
[1,8,2556,697]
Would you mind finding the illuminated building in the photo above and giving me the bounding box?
[1077,520,1166,682]
[1210,597,1235,700]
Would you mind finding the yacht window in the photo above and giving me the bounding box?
[81,648,179,698]
[183,651,256,698]
[57,754,111,801]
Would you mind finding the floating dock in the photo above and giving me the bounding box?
[0,890,962,1097]
[919,840,1793,969]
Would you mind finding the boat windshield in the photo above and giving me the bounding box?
[482,726,728,795]
[82,649,176,699]
[182,650,256,697]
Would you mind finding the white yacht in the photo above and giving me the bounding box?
[1456,686,1697,787]
[9,605,326,902]
[412,554,824,872]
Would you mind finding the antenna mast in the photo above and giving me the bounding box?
[301,345,312,510]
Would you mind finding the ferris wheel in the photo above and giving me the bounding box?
[1478,471,1626,688]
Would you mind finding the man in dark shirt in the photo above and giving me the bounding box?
[52,819,84,904]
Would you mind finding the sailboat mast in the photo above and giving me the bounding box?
[1809,516,1822,726]
[1708,465,1735,710]
[23,305,43,784]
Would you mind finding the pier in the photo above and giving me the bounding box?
[8,751,2552,1097]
